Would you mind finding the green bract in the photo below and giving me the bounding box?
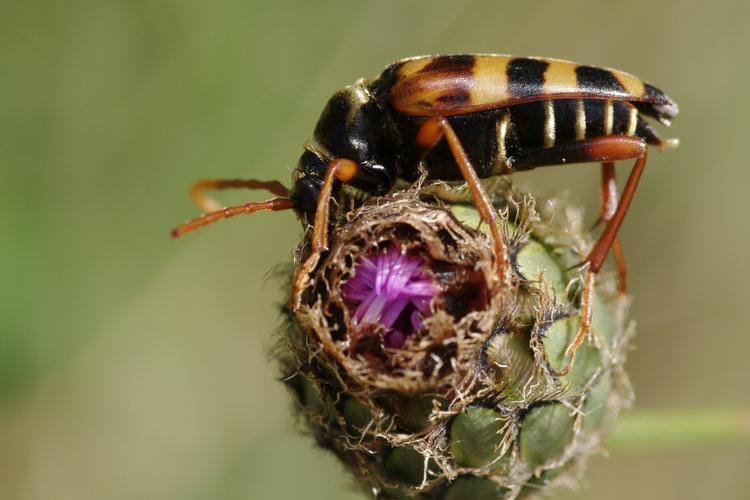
[275,185,632,499]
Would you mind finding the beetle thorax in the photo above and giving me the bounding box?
[311,81,400,179]
[289,81,400,224]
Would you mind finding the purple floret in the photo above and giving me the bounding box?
[342,246,437,349]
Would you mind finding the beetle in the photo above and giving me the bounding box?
[172,54,678,373]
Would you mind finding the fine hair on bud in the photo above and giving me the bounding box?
[276,187,633,499]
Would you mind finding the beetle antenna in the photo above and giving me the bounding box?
[171,197,296,239]
[190,179,291,212]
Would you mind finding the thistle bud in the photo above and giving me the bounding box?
[275,186,633,499]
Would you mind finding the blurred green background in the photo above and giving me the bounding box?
[1,0,748,498]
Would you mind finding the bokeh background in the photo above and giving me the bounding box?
[2,0,749,498]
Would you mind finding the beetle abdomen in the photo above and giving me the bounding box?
[404,98,664,179]
[507,99,646,151]
[503,99,666,169]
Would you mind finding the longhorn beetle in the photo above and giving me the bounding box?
[172,54,678,374]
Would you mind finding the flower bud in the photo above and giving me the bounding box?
[276,187,632,499]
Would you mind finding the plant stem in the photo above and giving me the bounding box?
[607,408,750,452]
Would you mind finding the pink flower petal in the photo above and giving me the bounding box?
[381,297,410,328]
[342,246,438,342]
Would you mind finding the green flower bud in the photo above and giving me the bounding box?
[275,186,632,499]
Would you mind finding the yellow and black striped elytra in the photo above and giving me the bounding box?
[173,53,679,374]
[287,54,677,209]
[384,55,676,121]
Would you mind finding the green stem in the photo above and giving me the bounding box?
[607,408,750,452]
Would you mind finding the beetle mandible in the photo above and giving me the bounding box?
[172,54,678,374]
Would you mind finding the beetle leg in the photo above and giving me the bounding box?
[307,159,359,253]
[415,117,508,285]
[584,143,647,275]
[291,158,359,309]
[510,135,646,274]
[512,135,647,375]
[595,162,628,293]
[611,239,627,294]
[574,143,647,370]
[593,162,617,228]
[190,179,290,213]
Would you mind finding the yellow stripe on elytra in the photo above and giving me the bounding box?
[543,60,579,95]
[612,69,646,98]
[469,56,509,107]
[397,58,432,76]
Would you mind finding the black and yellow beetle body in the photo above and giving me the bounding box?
[174,54,678,372]
[289,54,676,217]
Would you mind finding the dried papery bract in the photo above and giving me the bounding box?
[277,188,633,499]
[294,193,508,395]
